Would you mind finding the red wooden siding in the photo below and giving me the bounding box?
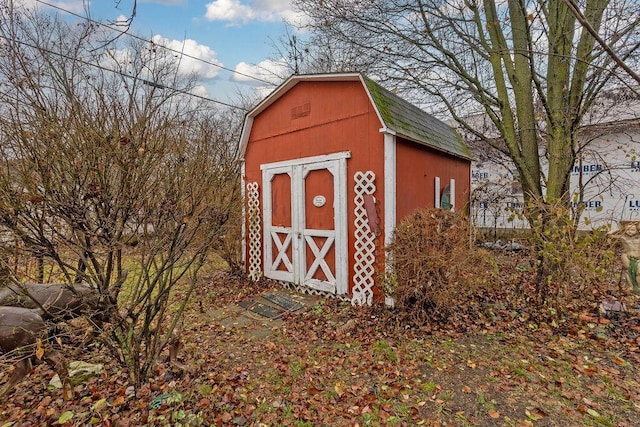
[395,137,471,221]
[304,168,335,230]
[304,168,336,281]
[245,81,383,168]
[271,173,292,228]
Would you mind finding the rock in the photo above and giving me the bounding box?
[502,241,524,251]
[480,240,524,251]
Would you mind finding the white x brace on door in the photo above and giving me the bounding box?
[261,152,349,295]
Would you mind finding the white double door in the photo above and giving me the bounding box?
[262,153,349,295]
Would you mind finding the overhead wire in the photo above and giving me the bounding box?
[0,34,249,111]
[35,0,276,86]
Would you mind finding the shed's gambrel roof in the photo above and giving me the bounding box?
[239,72,471,161]
[361,76,471,160]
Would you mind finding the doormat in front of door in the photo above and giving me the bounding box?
[262,293,305,312]
[237,300,284,319]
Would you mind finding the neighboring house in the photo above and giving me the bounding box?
[239,73,471,305]
[467,89,640,232]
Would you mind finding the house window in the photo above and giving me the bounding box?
[435,177,455,211]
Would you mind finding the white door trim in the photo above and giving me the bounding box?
[260,151,351,170]
[262,152,349,295]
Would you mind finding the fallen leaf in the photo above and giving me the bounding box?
[198,398,211,408]
[531,407,547,418]
[35,339,44,360]
[613,356,627,366]
[378,409,390,421]
[587,408,601,418]
[579,314,596,322]
[57,411,74,424]
[582,397,599,408]
[586,384,602,394]
[525,407,547,420]
[91,398,109,412]
[488,409,500,419]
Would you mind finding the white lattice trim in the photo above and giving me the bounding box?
[352,171,376,306]
[246,182,262,281]
[278,280,350,302]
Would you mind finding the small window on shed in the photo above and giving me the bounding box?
[441,185,452,209]
[435,177,455,211]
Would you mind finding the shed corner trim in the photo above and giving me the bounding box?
[239,116,254,159]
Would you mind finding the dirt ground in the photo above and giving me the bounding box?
[2,269,640,426]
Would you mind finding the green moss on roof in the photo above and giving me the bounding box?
[362,76,471,160]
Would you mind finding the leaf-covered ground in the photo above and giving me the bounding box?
[2,270,640,426]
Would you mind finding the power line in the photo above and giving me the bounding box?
[35,0,277,86]
[0,34,249,111]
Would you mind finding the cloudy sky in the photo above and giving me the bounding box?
[26,0,306,110]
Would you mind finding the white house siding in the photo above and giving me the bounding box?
[471,126,640,231]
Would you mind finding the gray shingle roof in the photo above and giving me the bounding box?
[362,76,472,160]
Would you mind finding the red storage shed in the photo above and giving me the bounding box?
[239,73,471,305]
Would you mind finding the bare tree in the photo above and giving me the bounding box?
[269,24,369,76]
[294,0,640,301]
[0,2,240,386]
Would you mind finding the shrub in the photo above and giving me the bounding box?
[526,200,618,317]
[385,208,496,327]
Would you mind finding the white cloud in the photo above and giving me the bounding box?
[205,0,254,22]
[151,35,223,79]
[139,0,185,4]
[101,36,223,81]
[15,0,85,13]
[204,0,307,26]
[48,1,85,12]
[234,58,288,85]
[191,84,210,97]
[100,47,132,71]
